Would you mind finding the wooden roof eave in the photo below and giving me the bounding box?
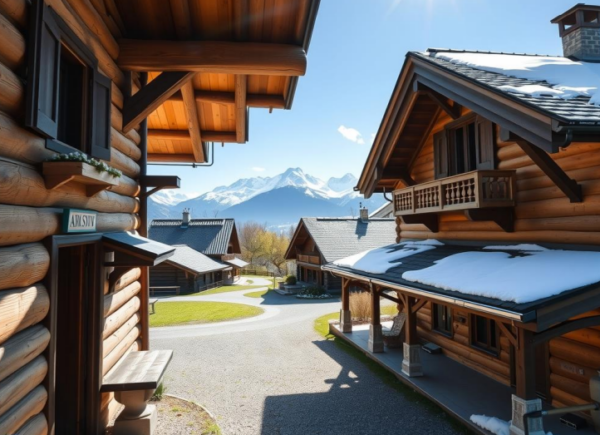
[284,218,307,260]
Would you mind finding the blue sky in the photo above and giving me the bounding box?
[149,0,577,196]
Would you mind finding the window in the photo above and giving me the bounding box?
[26,0,112,160]
[432,304,452,337]
[470,315,499,355]
[433,114,495,179]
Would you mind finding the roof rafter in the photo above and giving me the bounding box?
[235,75,247,143]
[180,81,205,162]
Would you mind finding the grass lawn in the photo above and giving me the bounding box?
[314,311,470,434]
[192,284,265,296]
[244,289,270,298]
[150,301,263,327]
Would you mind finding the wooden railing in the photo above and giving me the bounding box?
[393,170,516,216]
[197,280,223,292]
[298,254,321,265]
[241,269,275,277]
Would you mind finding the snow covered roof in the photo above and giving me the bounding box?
[413,50,600,125]
[324,240,600,323]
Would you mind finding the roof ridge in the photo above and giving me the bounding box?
[419,48,561,58]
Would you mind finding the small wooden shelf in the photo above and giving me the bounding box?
[42,161,120,197]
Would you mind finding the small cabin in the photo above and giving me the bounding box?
[285,215,396,291]
[326,5,600,435]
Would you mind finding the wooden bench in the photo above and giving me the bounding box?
[101,350,173,434]
[149,298,158,315]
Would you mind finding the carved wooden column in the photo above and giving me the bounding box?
[402,296,423,376]
[509,327,544,435]
[368,284,384,353]
[339,278,352,333]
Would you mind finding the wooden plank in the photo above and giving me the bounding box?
[181,82,205,162]
[118,40,307,76]
[169,0,192,39]
[122,72,195,132]
[101,350,173,392]
[235,75,247,143]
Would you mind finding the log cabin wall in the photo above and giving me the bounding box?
[150,263,196,293]
[397,107,600,410]
[0,0,144,432]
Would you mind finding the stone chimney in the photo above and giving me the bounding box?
[552,4,600,61]
[182,208,191,226]
[359,202,369,222]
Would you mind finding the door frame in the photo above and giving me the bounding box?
[44,233,105,435]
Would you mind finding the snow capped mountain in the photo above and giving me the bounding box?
[148,168,385,227]
[150,190,199,207]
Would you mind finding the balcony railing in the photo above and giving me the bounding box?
[298,254,321,265]
[393,170,516,216]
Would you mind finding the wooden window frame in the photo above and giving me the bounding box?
[26,0,112,160]
[469,314,500,357]
[431,303,453,338]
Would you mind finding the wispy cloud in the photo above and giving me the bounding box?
[338,125,365,145]
[252,167,266,172]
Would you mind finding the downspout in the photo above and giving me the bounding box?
[138,72,150,351]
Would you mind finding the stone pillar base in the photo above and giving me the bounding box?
[114,404,157,435]
[340,309,352,333]
[402,343,423,377]
[509,395,544,435]
[368,324,384,353]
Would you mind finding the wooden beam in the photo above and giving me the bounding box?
[235,75,247,143]
[148,129,236,143]
[414,81,461,120]
[341,278,349,311]
[168,90,286,109]
[147,154,196,163]
[401,214,439,233]
[371,284,381,326]
[533,315,600,346]
[465,208,515,233]
[169,0,192,40]
[497,322,517,348]
[515,327,537,400]
[232,0,248,41]
[411,298,428,314]
[118,40,307,76]
[139,175,181,189]
[379,291,403,306]
[122,72,195,132]
[180,82,205,162]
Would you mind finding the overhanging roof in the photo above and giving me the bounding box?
[166,246,231,275]
[223,257,249,268]
[103,231,175,266]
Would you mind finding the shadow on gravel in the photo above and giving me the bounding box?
[259,339,468,435]
[256,290,341,307]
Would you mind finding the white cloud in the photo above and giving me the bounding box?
[252,167,266,172]
[338,125,365,144]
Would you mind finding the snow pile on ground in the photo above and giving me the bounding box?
[402,248,600,303]
[333,240,443,274]
[470,415,510,435]
[430,52,600,105]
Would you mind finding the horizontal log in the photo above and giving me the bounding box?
[0,324,49,383]
[0,205,138,246]
[0,11,25,71]
[516,194,600,220]
[111,267,141,294]
[0,159,138,213]
[0,385,47,435]
[118,40,307,76]
[549,356,596,384]
[399,230,600,246]
[103,313,140,357]
[564,327,600,349]
[0,244,49,291]
[443,347,510,386]
[111,147,140,178]
[111,106,140,144]
[0,356,47,417]
[102,324,140,376]
[0,60,23,115]
[14,413,47,435]
[148,129,237,143]
[551,386,588,407]
[111,128,141,161]
[103,296,140,339]
[514,149,600,180]
[0,0,27,29]
[551,373,590,402]
[0,284,49,345]
[517,178,600,203]
[64,0,119,59]
[104,281,141,317]
[497,143,526,162]
[518,166,600,192]
[549,337,600,368]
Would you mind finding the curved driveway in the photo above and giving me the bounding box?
[150,286,463,435]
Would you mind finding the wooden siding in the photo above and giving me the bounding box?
[150,263,196,294]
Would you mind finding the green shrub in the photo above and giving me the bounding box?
[300,285,326,296]
[285,275,297,285]
[151,382,166,401]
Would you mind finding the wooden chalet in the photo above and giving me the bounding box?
[0,0,319,433]
[324,6,600,435]
[149,212,248,286]
[285,213,396,291]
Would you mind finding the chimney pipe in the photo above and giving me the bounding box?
[182,208,191,226]
[359,202,369,223]
[552,4,600,61]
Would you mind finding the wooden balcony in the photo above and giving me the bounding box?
[298,254,321,265]
[393,170,517,232]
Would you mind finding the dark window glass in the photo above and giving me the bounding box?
[471,315,499,355]
[433,304,452,336]
[57,46,86,150]
[467,123,477,171]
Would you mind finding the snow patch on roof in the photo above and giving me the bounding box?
[403,249,600,303]
[429,52,600,105]
[333,240,443,274]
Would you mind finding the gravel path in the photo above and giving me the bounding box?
[150,288,464,435]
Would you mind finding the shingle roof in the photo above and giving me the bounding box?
[166,246,230,275]
[411,50,600,125]
[223,257,249,268]
[149,219,237,256]
[300,217,397,263]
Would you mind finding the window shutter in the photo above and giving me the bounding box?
[25,0,62,138]
[433,130,449,179]
[475,116,496,170]
[89,70,112,161]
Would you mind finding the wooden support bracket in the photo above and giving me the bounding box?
[122,71,196,132]
[497,322,517,348]
[465,208,514,232]
[501,128,583,203]
[413,81,461,120]
[411,298,428,314]
[401,213,439,233]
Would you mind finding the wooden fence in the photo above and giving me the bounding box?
[241,269,275,277]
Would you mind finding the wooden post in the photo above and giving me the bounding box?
[339,278,351,333]
[402,296,423,376]
[368,284,383,353]
[509,327,544,435]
